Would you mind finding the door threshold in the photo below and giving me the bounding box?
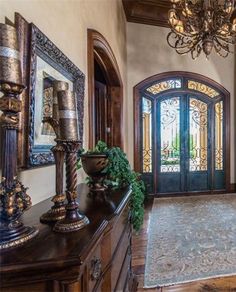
[148,189,233,198]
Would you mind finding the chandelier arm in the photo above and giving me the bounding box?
[167,30,203,56]
[175,46,194,55]
[214,37,232,54]
[216,35,236,45]
[214,43,229,57]
[191,49,199,60]
[167,33,198,51]
[167,32,188,49]
[171,28,191,38]
[176,38,202,55]
[214,41,231,58]
[179,36,202,51]
[167,31,179,49]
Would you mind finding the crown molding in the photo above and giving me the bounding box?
[122,0,171,28]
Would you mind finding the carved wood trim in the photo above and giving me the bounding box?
[122,0,172,28]
[87,29,123,149]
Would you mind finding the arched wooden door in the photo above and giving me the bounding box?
[87,29,123,149]
[134,72,230,195]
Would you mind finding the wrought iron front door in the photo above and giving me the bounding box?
[139,74,228,195]
[157,94,212,193]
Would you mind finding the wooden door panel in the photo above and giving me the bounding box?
[95,81,108,144]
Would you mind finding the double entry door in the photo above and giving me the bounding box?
[142,93,225,194]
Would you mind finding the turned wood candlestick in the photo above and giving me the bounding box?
[54,141,89,232]
[40,140,66,223]
[40,80,68,223]
[54,90,89,232]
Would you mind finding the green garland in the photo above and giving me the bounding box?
[79,141,145,232]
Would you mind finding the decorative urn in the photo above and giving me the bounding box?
[81,153,109,193]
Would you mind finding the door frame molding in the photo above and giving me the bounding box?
[87,29,123,149]
[133,71,230,193]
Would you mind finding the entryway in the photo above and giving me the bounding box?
[87,29,123,149]
[134,72,230,195]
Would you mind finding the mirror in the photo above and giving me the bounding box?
[26,23,85,167]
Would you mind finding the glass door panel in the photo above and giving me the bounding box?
[141,97,154,193]
[142,97,152,173]
[189,98,208,171]
[215,101,223,171]
[158,96,182,193]
[188,97,210,191]
[160,97,180,173]
[214,100,225,189]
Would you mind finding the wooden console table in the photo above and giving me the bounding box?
[0,184,137,292]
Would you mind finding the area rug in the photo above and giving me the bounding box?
[144,194,236,288]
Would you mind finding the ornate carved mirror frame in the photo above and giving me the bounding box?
[14,13,85,168]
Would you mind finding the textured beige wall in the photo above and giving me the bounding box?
[0,0,127,204]
[127,22,235,183]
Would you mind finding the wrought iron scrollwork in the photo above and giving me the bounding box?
[161,98,179,128]
[189,98,208,171]
[146,79,182,95]
[160,97,180,173]
[215,101,223,170]
[190,99,208,130]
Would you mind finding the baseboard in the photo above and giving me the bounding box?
[230,183,236,193]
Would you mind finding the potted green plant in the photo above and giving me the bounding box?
[79,141,145,232]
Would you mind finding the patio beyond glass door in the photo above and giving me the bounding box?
[157,95,211,193]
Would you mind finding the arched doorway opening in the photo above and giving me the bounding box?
[87,29,123,149]
[134,72,230,195]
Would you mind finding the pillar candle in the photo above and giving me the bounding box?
[0,23,22,85]
[52,80,68,121]
[57,90,78,140]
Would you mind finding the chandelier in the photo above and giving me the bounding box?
[167,0,236,59]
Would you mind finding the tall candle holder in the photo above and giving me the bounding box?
[0,23,38,249]
[54,90,89,232]
[40,80,68,223]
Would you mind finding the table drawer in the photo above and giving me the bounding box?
[111,203,130,256]
[85,240,103,292]
[111,223,131,291]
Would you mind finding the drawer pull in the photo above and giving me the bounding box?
[91,258,102,281]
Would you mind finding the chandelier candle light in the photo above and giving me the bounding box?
[0,23,38,249]
[167,0,236,59]
[54,90,89,232]
[40,80,69,223]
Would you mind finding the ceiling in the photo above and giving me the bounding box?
[122,0,172,28]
